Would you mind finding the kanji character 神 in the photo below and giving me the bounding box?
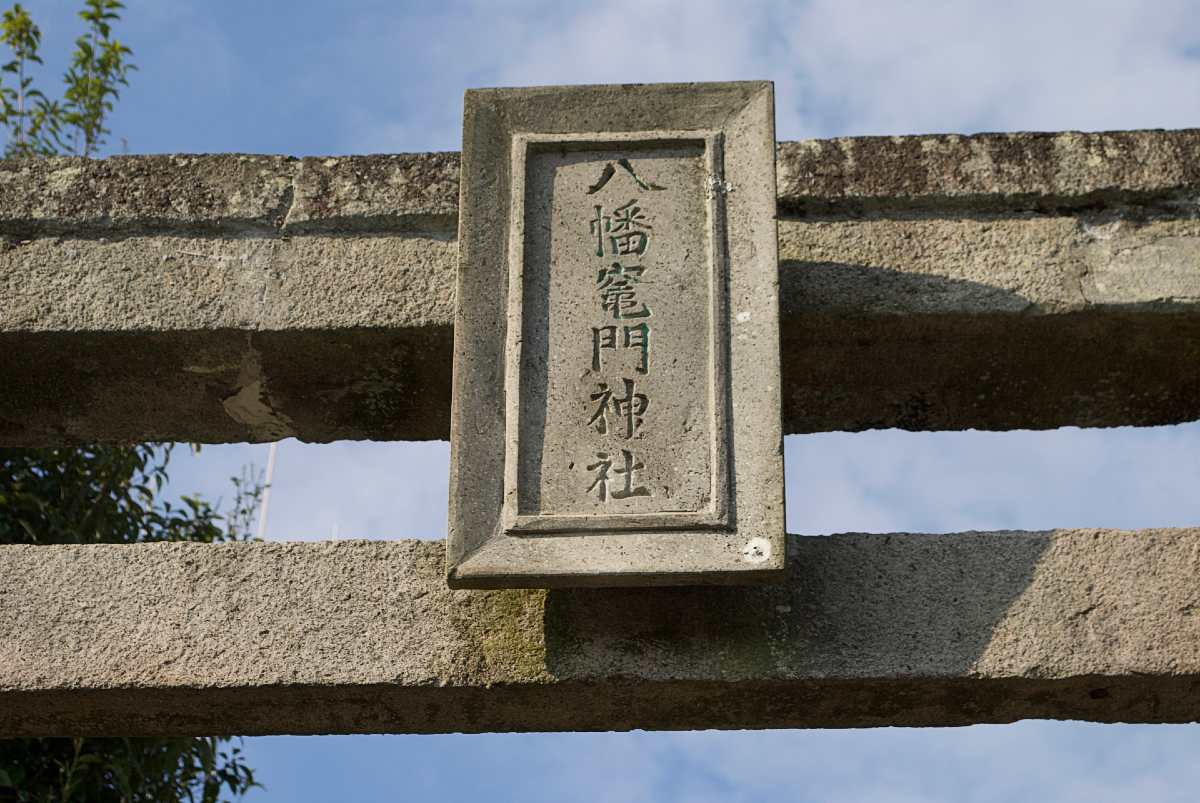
[587,378,649,438]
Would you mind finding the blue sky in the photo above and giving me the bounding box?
[12,1,1200,800]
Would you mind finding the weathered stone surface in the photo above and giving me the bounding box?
[1,232,457,333]
[3,129,1195,232]
[776,128,1200,215]
[0,152,459,236]
[286,153,459,233]
[0,327,453,444]
[3,127,1200,736]
[450,82,783,587]
[4,129,1200,445]
[0,154,296,236]
[2,530,1199,735]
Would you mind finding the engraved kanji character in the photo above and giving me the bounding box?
[592,324,650,373]
[586,449,649,501]
[588,379,649,438]
[586,160,667,195]
[589,199,652,256]
[586,452,613,501]
[608,199,651,255]
[597,262,650,320]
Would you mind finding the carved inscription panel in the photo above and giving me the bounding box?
[508,139,729,531]
[450,82,782,587]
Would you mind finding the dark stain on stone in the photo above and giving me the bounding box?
[777,128,1200,218]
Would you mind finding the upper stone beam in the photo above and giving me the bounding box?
[777,128,1200,215]
[3,129,1200,445]
[4,129,1198,234]
[0,152,461,237]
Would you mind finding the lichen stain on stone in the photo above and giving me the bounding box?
[450,588,552,685]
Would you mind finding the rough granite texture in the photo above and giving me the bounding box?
[775,129,1200,214]
[448,83,784,587]
[3,129,1200,735]
[4,129,1200,443]
[2,531,1199,735]
[0,152,460,236]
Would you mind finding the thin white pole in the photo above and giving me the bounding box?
[332,524,339,541]
[257,441,278,541]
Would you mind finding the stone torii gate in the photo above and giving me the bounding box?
[3,102,1200,734]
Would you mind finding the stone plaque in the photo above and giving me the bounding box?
[448,82,783,588]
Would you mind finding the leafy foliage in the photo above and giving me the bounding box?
[0,444,261,546]
[0,0,134,158]
[0,736,256,803]
[62,0,134,156]
[0,3,57,156]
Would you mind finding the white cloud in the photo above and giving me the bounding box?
[767,0,1200,138]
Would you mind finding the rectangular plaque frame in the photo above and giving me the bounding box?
[448,82,783,588]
